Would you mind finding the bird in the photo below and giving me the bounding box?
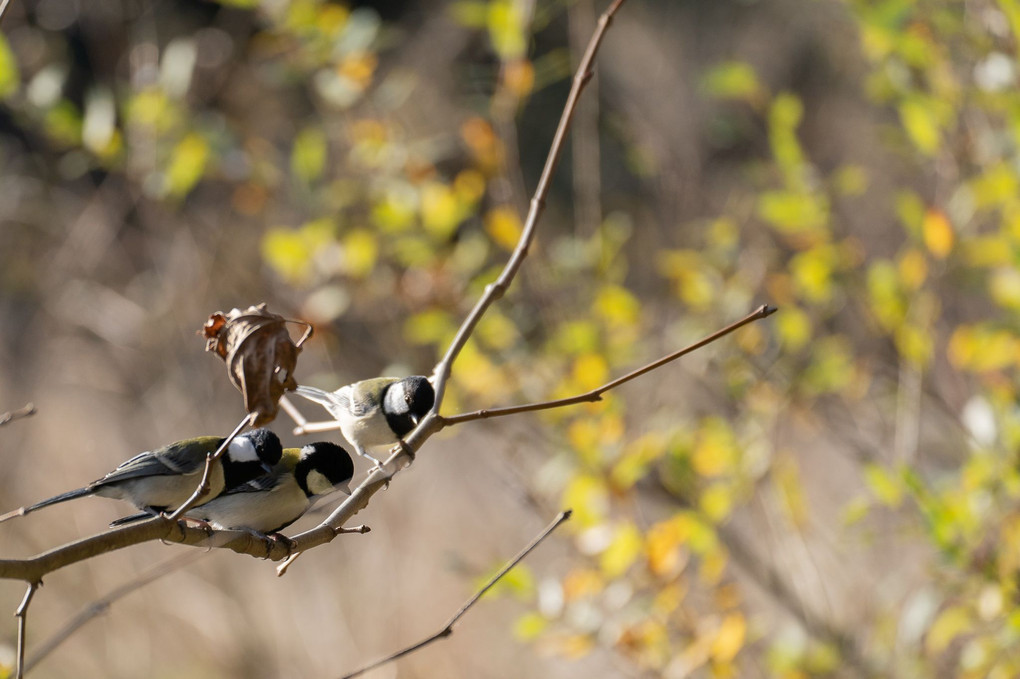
[293,376,435,466]
[165,441,355,538]
[0,429,284,523]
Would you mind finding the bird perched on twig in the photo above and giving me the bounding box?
[0,429,283,523]
[294,376,435,466]
[132,442,354,541]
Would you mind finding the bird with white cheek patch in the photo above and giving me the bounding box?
[178,441,355,541]
[294,376,435,467]
[0,429,283,523]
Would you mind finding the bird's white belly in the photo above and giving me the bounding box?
[342,413,397,450]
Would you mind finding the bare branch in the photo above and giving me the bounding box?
[15,581,38,679]
[0,403,36,427]
[339,510,572,679]
[441,305,777,426]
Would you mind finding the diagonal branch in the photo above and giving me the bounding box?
[338,510,572,679]
[440,304,777,426]
[429,0,628,410]
[273,0,631,575]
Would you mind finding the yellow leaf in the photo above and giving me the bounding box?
[372,184,417,233]
[700,483,735,523]
[600,522,644,577]
[692,418,739,477]
[900,99,941,155]
[485,206,523,251]
[487,0,526,59]
[513,612,548,641]
[340,229,377,278]
[863,464,903,508]
[595,285,641,327]
[922,209,953,259]
[927,605,972,653]
[897,249,928,291]
[711,613,747,663]
[164,133,210,197]
[454,169,486,204]
[790,246,835,302]
[562,475,609,527]
[573,353,609,392]
[421,181,462,238]
[646,515,691,578]
[775,306,812,351]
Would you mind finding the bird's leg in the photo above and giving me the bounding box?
[356,445,386,471]
[181,517,215,537]
[239,527,293,557]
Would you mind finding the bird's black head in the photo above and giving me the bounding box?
[246,428,284,468]
[382,375,435,437]
[403,376,435,420]
[223,428,283,488]
[295,442,355,498]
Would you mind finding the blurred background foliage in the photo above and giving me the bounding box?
[1,0,1019,677]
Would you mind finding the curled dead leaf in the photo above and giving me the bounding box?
[202,303,313,426]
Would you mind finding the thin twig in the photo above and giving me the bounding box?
[166,414,252,521]
[339,510,572,679]
[0,0,12,26]
[441,304,777,426]
[0,403,36,427]
[15,581,38,679]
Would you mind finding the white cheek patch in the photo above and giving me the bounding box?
[306,470,337,496]
[228,436,259,463]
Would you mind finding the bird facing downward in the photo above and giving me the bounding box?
[0,429,284,523]
[294,376,435,466]
[181,441,355,536]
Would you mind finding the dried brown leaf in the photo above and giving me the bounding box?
[202,303,312,426]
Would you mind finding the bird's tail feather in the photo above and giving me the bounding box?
[0,486,93,522]
[294,385,337,407]
[109,512,152,527]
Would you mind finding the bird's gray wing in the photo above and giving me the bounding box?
[95,438,220,486]
[348,379,396,416]
[219,472,284,496]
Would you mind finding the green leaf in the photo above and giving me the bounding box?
[701,61,762,102]
[0,33,20,99]
[291,126,328,184]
